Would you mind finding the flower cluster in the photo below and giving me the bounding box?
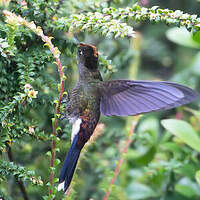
[59,12,135,38]
[3,10,61,59]
[102,5,200,32]
[56,4,200,38]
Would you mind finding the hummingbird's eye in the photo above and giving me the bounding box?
[78,49,83,55]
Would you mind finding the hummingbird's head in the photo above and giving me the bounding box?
[77,43,98,69]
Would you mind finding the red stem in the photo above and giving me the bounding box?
[103,117,138,200]
[49,79,64,194]
[39,35,65,195]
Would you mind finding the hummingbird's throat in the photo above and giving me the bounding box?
[79,43,98,57]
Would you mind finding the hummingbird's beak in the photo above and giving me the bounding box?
[74,35,80,45]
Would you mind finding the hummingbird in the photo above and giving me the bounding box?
[57,43,200,192]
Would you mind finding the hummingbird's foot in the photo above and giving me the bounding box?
[59,112,68,120]
[61,98,67,104]
[60,115,67,120]
[60,115,70,120]
[61,90,70,104]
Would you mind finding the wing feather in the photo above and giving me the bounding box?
[100,80,199,116]
[123,91,152,112]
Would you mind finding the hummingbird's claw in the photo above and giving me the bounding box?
[74,34,80,45]
[61,90,70,104]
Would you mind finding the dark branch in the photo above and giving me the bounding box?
[7,146,29,200]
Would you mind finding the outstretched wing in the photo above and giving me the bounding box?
[99,80,200,116]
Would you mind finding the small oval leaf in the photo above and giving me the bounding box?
[166,27,200,49]
[161,119,200,153]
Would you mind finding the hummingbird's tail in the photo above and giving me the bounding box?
[58,134,81,193]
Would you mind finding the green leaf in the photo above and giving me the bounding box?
[161,142,183,154]
[46,151,51,157]
[42,196,49,200]
[54,159,60,166]
[175,163,196,178]
[161,119,200,152]
[192,31,200,44]
[126,182,158,199]
[175,178,200,198]
[53,178,59,183]
[166,27,200,49]
[175,184,198,198]
[195,170,200,187]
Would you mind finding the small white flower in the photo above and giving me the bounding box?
[150,13,157,20]
[28,90,38,98]
[24,83,32,90]
[181,13,190,20]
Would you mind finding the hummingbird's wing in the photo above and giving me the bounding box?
[99,80,200,116]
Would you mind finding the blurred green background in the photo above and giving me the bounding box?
[1,0,200,199]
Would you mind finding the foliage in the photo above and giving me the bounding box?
[161,119,200,153]
[0,160,43,185]
[60,4,200,37]
[0,0,200,200]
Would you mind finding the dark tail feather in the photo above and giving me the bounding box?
[58,134,81,192]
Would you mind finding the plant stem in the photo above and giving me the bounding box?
[39,34,65,196]
[103,117,139,200]
[7,146,29,200]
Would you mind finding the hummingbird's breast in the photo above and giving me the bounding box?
[65,80,101,122]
